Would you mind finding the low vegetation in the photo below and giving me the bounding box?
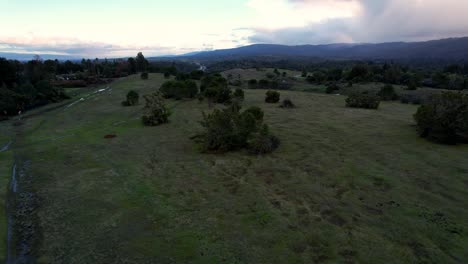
[346,93,381,109]
[195,103,278,154]
[160,80,198,99]
[121,90,139,106]
[414,92,468,144]
[279,98,295,108]
[141,92,171,126]
[378,84,399,101]
[265,90,280,103]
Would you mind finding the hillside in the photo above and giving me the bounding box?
[181,37,468,61]
[1,73,467,263]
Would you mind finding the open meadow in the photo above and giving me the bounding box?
[1,73,467,263]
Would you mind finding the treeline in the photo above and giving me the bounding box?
[0,52,199,119]
[204,58,468,90]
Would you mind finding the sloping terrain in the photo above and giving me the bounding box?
[1,73,467,263]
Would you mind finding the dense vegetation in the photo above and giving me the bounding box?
[195,103,279,154]
[414,92,468,144]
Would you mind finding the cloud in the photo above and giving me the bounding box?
[249,0,468,44]
[0,36,178,58]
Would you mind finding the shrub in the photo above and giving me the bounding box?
[326,83,340,94]
[233,88,245,100]
[195,105,278,154]
[280,99,295,108]
[142,92,170,126]
[122,90,139,106]
[247,124,280,155]
[346,93,380,109]
[248,79,258,89]
[244,106,264,122]
[265,90,280,103]
[141,72,149,80]
[201,74,231,104]
[414,92,468,144]
[378,84,399,101]
[160,80,198,99]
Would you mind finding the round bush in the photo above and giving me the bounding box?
[265,90,280,103]
[414,92,468,144]
[233,88,245,100]
[142,92,171,126]
[346,93,380,109]
[141,72,149,80]
[280,99,295,108]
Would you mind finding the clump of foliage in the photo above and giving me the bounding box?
[247,124,280,154]
[265,90,280,103]
[160,80,198,99]
[201,74,231,104]
[195,104,278,154]
[414,92,468,144]
[141,72,149,80]
[346,93,381,109]
[122,90,139,106]
[378,84,399,101]
[280,99,295,108]
[233,88,245,101]
[142,92,170,126]
[326,83,340,94]
[248,79,258,89]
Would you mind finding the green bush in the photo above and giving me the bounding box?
[378,84,399,101]
[247,124,280,155]
[326,83,340,94]
[233,88,245,100]
[142,92,170,126]
[248,79,258,89]
[122,90,139,106]
[244,106,264,122]
[195,105,278,154]
[201,74,232,104]
[160,80,198,99]
[280,99,295,108]
[141,72,149,80]
[265,90,280,103]
[414,92,468,144]
[346,93,380,109]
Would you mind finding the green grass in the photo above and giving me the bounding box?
[1,73,468,263]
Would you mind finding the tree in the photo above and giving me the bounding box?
[135,52,149,72]
[122,90,139,106]
[127,58,137,74]
[378,84,398,101]
[346,93,380,109]
[142,92,170,126]
[414,92,468,144]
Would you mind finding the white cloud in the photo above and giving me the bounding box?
[250,0,468,44]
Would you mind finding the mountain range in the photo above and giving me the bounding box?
[179,37,468,61]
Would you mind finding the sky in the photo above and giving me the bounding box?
[1,0,468,58]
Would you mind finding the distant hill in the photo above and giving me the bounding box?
[182,37,468,61]
[0,52,81,61]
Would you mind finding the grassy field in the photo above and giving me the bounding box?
[1,73,467,263]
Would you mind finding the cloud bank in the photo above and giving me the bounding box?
[250,0,468,44]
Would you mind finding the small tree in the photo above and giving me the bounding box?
[142,92,170,126]
[248,79,258,89]
[122,90,139,106]
[141,72,149,80]
[265,90,280,103]
[194,105,278,154]
[378,84,398,101]
[233,88,244,101]
[414,92,468,144]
